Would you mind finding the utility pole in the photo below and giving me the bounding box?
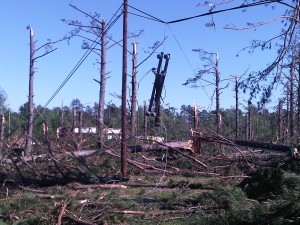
[27,27,34,153]
[121,0,128,178]
[98,18,107,148]
[130,42,137,138]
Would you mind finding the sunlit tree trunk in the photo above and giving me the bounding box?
[27,28,34,153]
[98,19,106,148]
[235,76,239,139]
[215,53,221,134]
[130,42,137,138]
[0,114,4,151]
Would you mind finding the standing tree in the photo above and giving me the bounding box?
[63,5,142,149]
[184,49,228,134]
[98,19,107,148]
[0,87,7,114]
[221,1,300,108]
[235,76,240,139]
[26,27,62,153]
[130,42,138,138]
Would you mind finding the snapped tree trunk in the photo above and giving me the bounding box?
[27,27,34,153]
[98,18,106,148]
[130,42,137,138]
[0,113,4,150]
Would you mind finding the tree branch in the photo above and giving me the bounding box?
[225,16,300,30]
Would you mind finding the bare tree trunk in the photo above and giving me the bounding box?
[78,110,83,150]
[289,63,294,144]
[98,19,107,148]
[72,108,77,130]
[0,113,4,150]
[130,42,137,138]
[297,52,300,142]
[215,53,221,134]
[285,83,290,144]
[247,101,252,140]
[8,112,10,142]
[27,28,34,153]
[144,101,147,138]
[277,99,283,142]
[193,103,198,129]
[235,76,239,139]
[61,102,64,127]
[121,0,128,178]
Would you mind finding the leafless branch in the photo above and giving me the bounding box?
[33,48,57,61]
[225,16,300,30]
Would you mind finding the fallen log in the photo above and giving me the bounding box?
[194,132,293,153]
[233,140,291,152]
[129,141,207,168]
[128,141,192,153]
[71,183,127,190]
[114,205,223,216]
[129,133,294,157]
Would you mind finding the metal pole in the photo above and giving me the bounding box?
[121,0,128,178]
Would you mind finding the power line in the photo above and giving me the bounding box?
[43,38,99,108]
[166,24,210,99]
[166,0,281,24]
[44,0,285,108]
[127,4,165,23]
[127,0,283,25]
[43,4,124,108]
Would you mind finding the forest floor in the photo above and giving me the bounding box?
[0,145,300,225]
[0,174,242,225]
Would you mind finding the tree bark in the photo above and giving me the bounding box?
[130,42,137,137]
[235,76,239,139]
[98,19,106,148]
[143,101,147,138]
[277,99,283,142]
[0,113,4,150]
[246,101,252,140]
[215,53,221,134]
[289,63,294,143]
[27,28,34,153]
[128,141,192,153]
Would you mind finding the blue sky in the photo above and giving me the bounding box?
[0,0,288,112]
